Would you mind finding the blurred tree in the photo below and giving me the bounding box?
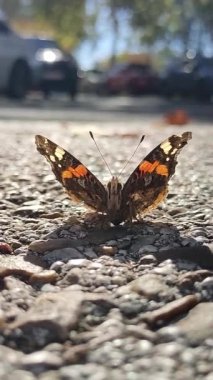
[33,0,87,50]
[104,0,213,59]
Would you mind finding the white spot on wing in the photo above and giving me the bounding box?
[55,147,65,160]
[160,141,172,154]
[170,148,178,155]
[50,155,56,162]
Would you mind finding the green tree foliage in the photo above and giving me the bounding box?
[105,0,213,53]
[33,0,87,49]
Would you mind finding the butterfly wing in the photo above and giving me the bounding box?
[35,135,107,211]
[121,132,192,219]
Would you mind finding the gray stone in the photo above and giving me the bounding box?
[43,248,84,265]
[138,245,158,254]
[9,290,85,350]
[28,239,87,254]
[131,236,156,251]
[176,303,213,344]
[127,273,170,299]
[21,351,63,373]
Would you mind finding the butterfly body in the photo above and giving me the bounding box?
[35,132,192,225]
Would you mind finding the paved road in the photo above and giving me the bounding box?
[0,94,212,122]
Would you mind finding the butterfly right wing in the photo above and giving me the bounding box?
[35,135,107,212]
[121,132,192,219]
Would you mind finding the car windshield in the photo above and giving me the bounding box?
[26,38,59,50]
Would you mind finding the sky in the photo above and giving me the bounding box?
[74,0,140,70]
[74,0,213,70]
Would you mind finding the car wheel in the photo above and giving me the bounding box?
[8,61,30,99]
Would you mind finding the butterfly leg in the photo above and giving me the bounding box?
[128,200,138,222]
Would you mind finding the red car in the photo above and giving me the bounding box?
[97,63,159,95]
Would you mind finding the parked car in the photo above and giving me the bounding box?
[160,56,213,101]
[0,10,79,100]
[79,69,103,93]
[0,10,31,98]
[97,63,159,95]
[25,37,79,99]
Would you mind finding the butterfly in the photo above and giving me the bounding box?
[35,132,192,225]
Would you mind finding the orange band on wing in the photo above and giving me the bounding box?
[156,164,168,176]
[139,160,168,176]
[62,164,87,179]
[139,160,160,173]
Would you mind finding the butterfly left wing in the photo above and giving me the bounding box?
[35,135,107,211]
[121,132,192,220]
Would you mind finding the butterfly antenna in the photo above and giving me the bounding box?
[118,135,145,178]
[89,131,113,176]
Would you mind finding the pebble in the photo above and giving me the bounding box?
[21,351,63,372]
[28,239,86,254]
[66,258,89,269]
[43,248,84,265]
[194,236,209,244]
[138,255,157,264]
[154,262,176,275]
[138,245,158,254]
[84,248,98,259]
[97,245,118,256]
[129,273,170,299]
[0,242,13,254]
[29,270,58,285]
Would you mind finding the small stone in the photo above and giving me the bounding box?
[111,276,127,286]
[194,236,209,243]
[138,254,157,264]
[96,275,111,287]
[29,270,58,285]
[43,248,84,265]
[160,227,172,235]
[181,238,198,247]
[50,261,64,272]
[201,276,213,287]
[40,212,63,219]
[21,351,63,373]
[0,242,13,254]
[176,302,213,344]
[158,326,183,342]
[9,290,85,350]
[14,205,45,216]
[89,262,103,270]
[3,370,37,380]
[131,236,156,251]
[97,245,118,256]
[154,262,176,275]
[156,342,184,357]
[84,248,98,259]
[28,239,86,254]
[41,284,58,292]
[191,229,207,238]
[169,207,187,216]
[66,259,89,269]
[61,268,81,285]
[128,273,170,299]
[105,240,118,246]
[138,245,158,254]
[60,364,108,380]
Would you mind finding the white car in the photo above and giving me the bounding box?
[0,10,31,99]
[0,10,79,100]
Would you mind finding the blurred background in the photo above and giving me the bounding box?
[0,0,213,122]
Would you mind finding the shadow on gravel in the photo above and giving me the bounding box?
[25,219,213,270]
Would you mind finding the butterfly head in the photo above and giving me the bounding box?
[106,176,123,225]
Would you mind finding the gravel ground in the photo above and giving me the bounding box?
[0,118,213,380]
